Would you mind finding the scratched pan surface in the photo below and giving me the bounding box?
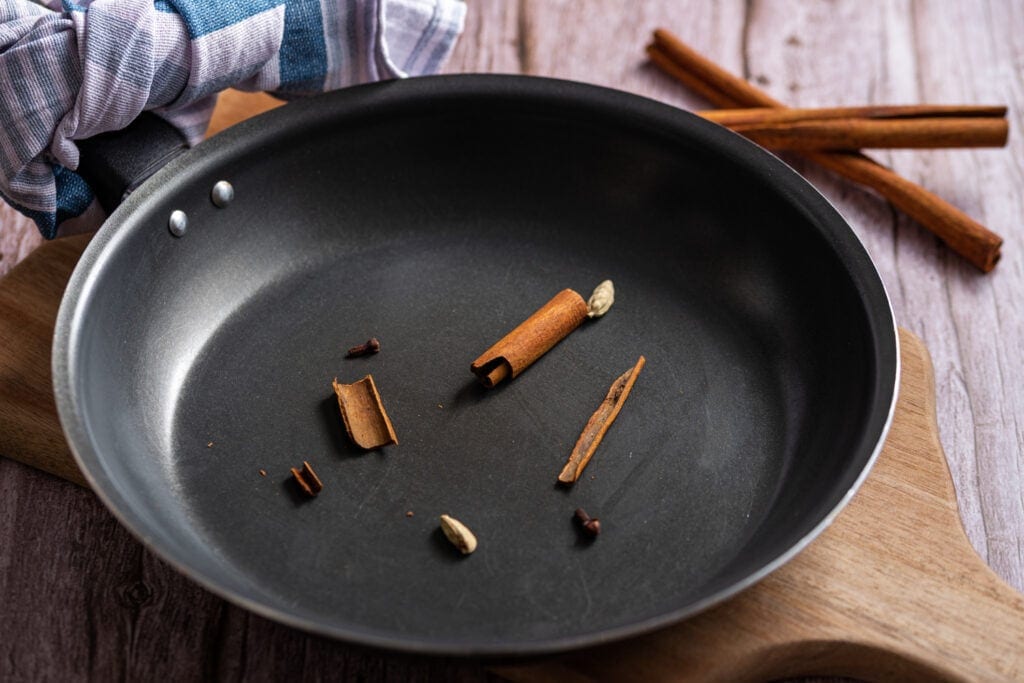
[53,76,897,656]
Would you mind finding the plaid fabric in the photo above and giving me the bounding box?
[0,0,465,237]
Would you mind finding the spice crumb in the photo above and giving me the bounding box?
[206,441,214,448]
[259,469,267,477]
[437,404,443,409]
[405,510,414,518]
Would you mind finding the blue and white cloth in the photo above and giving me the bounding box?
[0,0,466,237]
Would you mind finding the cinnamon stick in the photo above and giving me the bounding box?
[716,116,1007,150]
[471,289,589,388]
[700,104,1008,126]
[558,356,645,485]
[332,375,398,449]
[648,30,1004,272]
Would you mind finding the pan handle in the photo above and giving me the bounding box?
[76,113,188,214]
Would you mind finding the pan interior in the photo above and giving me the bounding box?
[63,79,894,653]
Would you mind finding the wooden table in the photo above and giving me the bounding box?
[2,2,1022,680]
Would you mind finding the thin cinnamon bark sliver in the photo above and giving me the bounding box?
[558,355,646,484]
[471,289,588,388]
[332,374,398,449]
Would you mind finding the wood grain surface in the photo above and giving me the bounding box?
[0,234,90,486]
[2,1,1023,681]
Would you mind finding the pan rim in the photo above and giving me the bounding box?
[52,73,899,657]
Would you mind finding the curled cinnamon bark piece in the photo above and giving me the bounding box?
[471,289,589,388]
[332,375,399,449]
[291,461,323,497]
[558,356,646,484]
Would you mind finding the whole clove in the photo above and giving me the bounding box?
[346,337,381,357]
[574,508,601,537]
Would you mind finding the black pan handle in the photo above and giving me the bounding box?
[76,112,188,214]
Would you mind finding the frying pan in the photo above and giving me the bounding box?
[52,75,898,656]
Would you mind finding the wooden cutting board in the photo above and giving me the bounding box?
[2,91,1023,680]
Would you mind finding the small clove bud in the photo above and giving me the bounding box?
[346,337,381,357]
[574,508,601,537]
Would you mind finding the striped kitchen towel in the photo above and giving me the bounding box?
[0,0,466,238]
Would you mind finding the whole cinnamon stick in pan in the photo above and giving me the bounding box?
[471,281,614,388]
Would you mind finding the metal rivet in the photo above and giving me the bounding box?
[168,210,188,237]
[211,180,234,208]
